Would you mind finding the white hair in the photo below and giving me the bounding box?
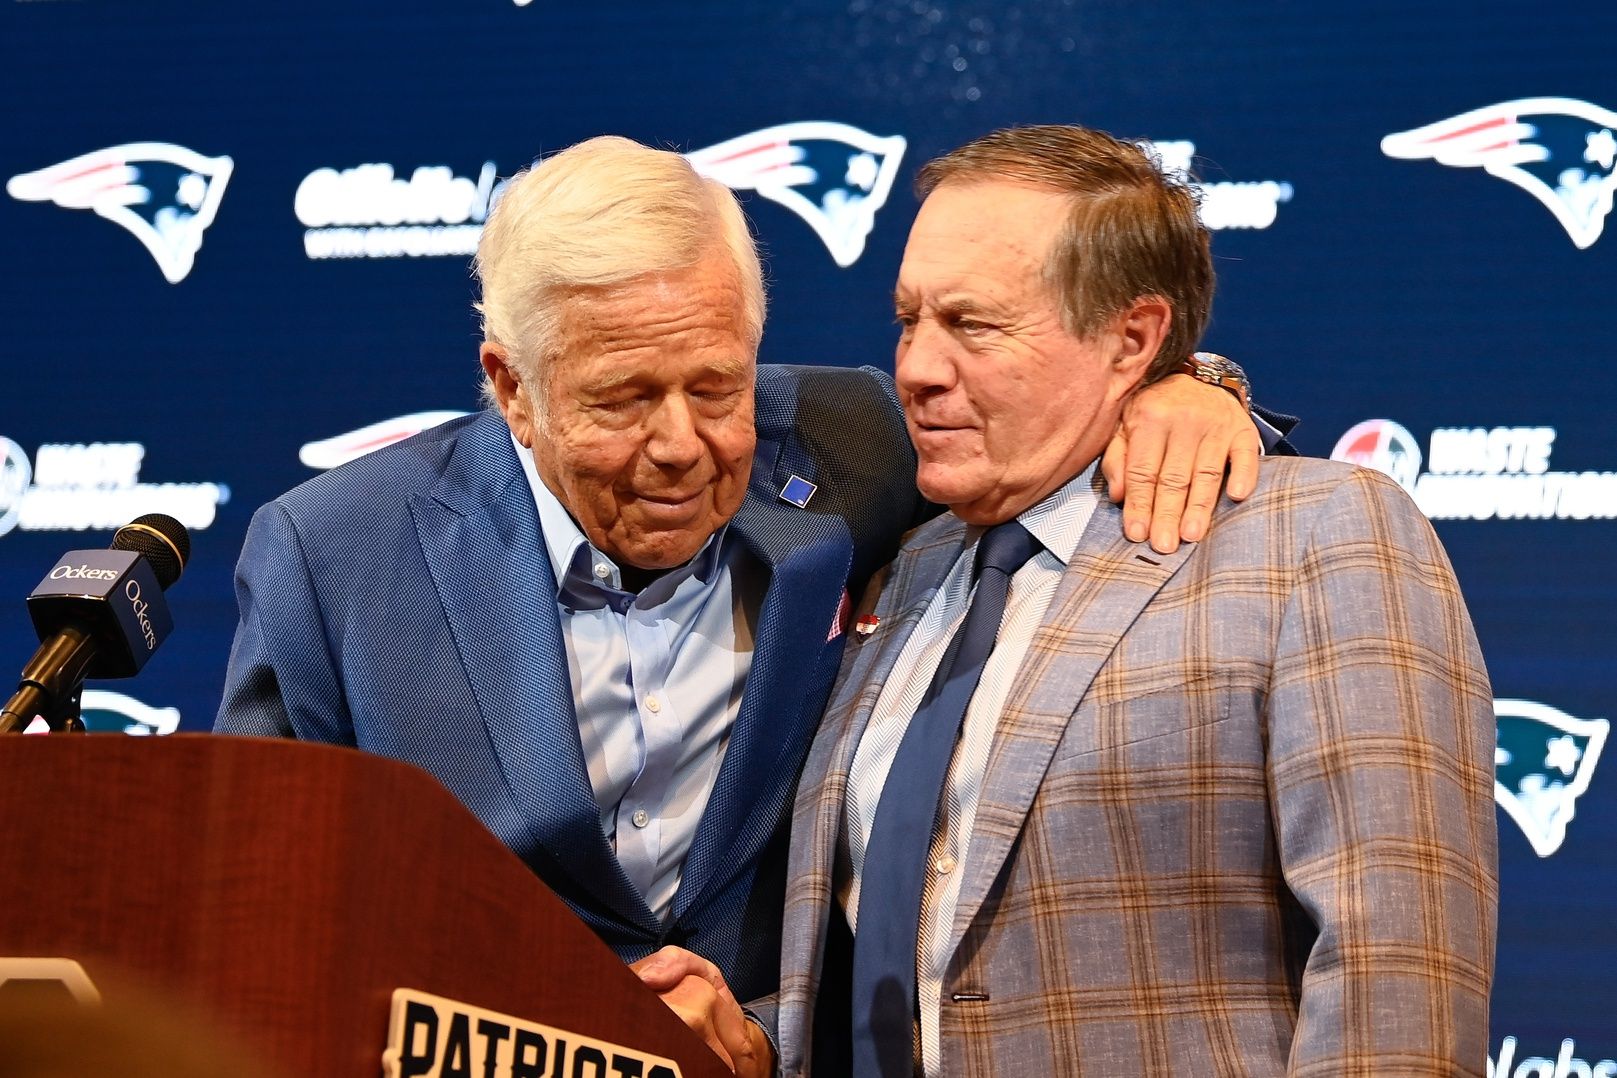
[473,136,766,411]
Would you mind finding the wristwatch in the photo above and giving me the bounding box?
[1178,351,1251,413]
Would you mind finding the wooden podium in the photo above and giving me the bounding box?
[0,734,731,1078]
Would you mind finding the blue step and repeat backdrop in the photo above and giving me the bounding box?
[2,0,1612,1067]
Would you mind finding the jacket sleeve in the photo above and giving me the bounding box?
[213,500,354,745]
[1253,402,1301,455]
[1268,468,1496,1074]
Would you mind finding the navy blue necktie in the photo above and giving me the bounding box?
[850,519,1043,1078]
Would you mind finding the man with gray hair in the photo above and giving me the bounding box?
[216,134,1286,1004]
[638,124,1495,1076]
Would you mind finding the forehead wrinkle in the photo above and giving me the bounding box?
[898,248,1043,316]
[569,303,735,351]
[577,355,752,396]
[559,258,746,345]
[897,280,1019,321]
[935,293,1013,318]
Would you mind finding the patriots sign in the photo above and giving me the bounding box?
[1382,97,1617,249]
[687,121,907,268]
[1494,697,1610,857]
[7,142,234,283]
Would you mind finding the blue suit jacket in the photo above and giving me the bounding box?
[215,364,926,1003]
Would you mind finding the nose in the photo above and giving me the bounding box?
[895,320,957,400]
[645,393,703,470]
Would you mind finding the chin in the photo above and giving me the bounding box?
[917,472,981,513]
[949,503,1014,526]
[627,543,704,571]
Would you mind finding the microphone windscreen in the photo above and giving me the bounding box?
[113,514,191,589]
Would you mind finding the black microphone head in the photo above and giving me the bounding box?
[112,514,191,589]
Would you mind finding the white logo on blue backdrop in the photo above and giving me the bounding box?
[6,142,233,283]
[79,690,182,736]
[299,412,472,471]
[1383,97,1617,249]
[686,121,908,268]
[1494,698,1609,857]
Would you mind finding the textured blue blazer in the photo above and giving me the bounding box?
[215,364,926,1003]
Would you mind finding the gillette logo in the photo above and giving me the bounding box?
[1146,140,1294,230]
[296,162,506,260]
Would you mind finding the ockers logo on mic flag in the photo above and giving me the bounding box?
[687,121,907,268]
[1382,97,1617,248]
[7,143,234,282]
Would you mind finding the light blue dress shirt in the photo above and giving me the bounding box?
[513,435,763,921]
[841,463,1101,1077]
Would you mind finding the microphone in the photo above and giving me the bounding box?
[0,514,191,734]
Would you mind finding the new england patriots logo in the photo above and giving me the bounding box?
[1382,98,1617,249]
[298,411,470,470]
[1494,698,1609,857]
[78,690,182,736]
[6,142,234,283]
[687,122,907,268]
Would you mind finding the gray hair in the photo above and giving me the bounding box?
[917,125,1213,384]
[474,135,766,409]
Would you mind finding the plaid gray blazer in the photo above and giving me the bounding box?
[762,456,1497,1077]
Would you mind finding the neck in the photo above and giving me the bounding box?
[619,563,675,594]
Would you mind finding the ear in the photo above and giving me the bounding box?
[480,342,537,447]
[1104,296,1171,404]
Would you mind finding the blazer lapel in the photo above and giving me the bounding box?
[777,516,968,1070]
[672,428,864,914]
[810,514,970,870]
[947,497,1198,947]
[409,414,653,930]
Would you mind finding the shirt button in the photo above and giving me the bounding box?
[593,562,611,580]
[631,809,650,828]
[645,695,662,714]
[934,855,956,875]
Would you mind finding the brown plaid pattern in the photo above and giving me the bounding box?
[766,457,1497,1077]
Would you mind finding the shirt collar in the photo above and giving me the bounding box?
[997,460,1102,568]
[509,431,727,607]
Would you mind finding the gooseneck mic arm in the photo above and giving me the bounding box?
[0,626,95,734]
[0,514,191,734]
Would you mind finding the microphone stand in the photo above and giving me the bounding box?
[0,626,94,734]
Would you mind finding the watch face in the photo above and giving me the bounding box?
[1187,355,1250,406]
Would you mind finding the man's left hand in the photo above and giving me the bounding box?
[1102,372,1262,554]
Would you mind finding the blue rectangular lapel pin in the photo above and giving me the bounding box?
[779,475,817,508]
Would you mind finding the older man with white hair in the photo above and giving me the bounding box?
[215,135,1286,1004]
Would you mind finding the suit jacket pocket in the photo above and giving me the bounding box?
[1052,670,1238,766]
[1033,671,1270,905]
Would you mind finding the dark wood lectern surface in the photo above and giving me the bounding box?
[0,734,731,1078]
